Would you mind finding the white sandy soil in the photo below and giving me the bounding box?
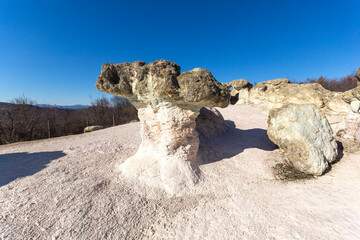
[0,105,359,239]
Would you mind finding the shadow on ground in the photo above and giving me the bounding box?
[199,120,277,164]
[0,151,66,187]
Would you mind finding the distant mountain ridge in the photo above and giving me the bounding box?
[0,102,90,110]
[36,104,90,109]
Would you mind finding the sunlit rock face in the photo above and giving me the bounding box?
[96,60,229,111]
[96,60,230,195]
[117,104,200,195]
[267,104,338,176]
[241,78,360,140]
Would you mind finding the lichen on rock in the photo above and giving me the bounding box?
[96,60,229,111]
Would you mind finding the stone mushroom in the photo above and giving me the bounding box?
[96,60,230,195]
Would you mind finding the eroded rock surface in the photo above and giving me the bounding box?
[96,60,230,194]
[267,104,338,176]
[117,104,200,195]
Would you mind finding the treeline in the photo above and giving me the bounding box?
[305,72,358,92]
[0,96,138,145]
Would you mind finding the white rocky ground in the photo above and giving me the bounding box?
[0,105,359,240]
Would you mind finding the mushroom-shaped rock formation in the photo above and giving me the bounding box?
[96,60,230,195]
[268,104,338,176]
[228,79,253,105]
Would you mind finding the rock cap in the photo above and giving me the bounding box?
[96,60,230,111]
[229,79,253,90]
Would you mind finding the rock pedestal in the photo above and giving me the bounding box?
[117,104,200,195]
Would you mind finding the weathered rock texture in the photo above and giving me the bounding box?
[96,60,230,194]
[195,107,229,137]
[229,79,253,105]
[96,60,229,111]
[344,113,360,142]
[117,104,200,195]
[240,78,360,140]
[267,104,338,176]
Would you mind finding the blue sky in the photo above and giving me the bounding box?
[0,0,359,105]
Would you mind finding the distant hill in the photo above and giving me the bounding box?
[0,102,90,110]
[36,104,90,109]
[0,102,15,110]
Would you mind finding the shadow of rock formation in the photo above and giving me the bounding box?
[0,151,66,187]
[199,120,277,164]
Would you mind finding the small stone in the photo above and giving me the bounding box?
[84,126,104,133]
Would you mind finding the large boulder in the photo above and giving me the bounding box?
[195,107,229,137]
[96,60,230,195]
[267,104,338,176]
[248,78,360,140]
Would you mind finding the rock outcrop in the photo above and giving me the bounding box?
[267,104,338,176]
[243,78,360,140]
[96,60,230,194]
[229,79,253,105]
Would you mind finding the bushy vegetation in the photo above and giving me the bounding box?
[305,72,358,92]
[0,96,138,145]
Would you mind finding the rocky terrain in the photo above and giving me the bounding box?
[1,60,360,239]
[230,78,360,143]
[1,105,359,239]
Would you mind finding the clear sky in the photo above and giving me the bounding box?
[0,0,359,105]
